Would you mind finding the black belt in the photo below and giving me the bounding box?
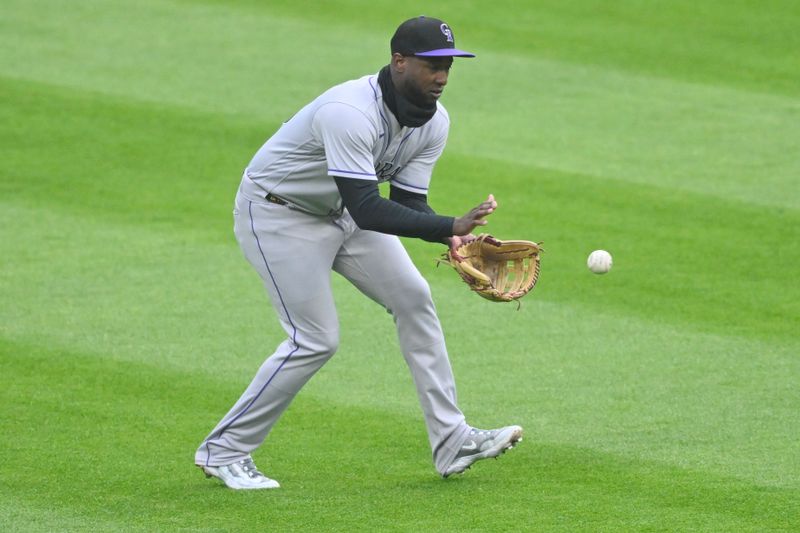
[265,193,288,206]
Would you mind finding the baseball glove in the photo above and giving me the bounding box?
[442,234,543,303]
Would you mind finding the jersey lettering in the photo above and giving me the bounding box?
[375,161,403,182]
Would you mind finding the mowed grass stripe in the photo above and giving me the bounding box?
[4,0,797,109]
[3,1,797,210]
[193,0,800,98]
[2,340,797,531]
[0,0,388,120]
[428,158,799,342]
[449,51,800,210]
[2,198,798,490]
[429,297,799,489]
[0,75,260,240]
[4,75,796,343]
[0,503,126,533]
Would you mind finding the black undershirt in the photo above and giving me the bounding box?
[377,65,437,128]
[334,176,453,243]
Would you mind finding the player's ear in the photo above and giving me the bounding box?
[391,53,407,73]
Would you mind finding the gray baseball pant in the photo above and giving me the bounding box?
[195,185,470,474]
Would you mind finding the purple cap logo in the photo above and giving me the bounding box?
[440,23,454,43]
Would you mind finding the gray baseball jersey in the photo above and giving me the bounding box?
[196,70,471,479]
[242,73,449,215]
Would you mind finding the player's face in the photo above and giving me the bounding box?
[395,55,453,106]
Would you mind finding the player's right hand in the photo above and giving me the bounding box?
[452,194,497,236]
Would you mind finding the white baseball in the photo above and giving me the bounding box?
[587,250,613,274]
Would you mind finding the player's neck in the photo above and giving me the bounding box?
[378,65,436,128]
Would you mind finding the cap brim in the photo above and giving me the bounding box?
[415,48,476,58]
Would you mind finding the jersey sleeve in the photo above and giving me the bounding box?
[391,113,449,195]
[312,102,378,181]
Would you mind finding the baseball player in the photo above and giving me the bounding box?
[196,15,523,490]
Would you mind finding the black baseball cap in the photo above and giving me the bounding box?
[391,16,475,58]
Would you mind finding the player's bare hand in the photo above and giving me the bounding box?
[452,194,497,236]
[447,234,477,254]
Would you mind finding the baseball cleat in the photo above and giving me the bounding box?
[200,458,280,490]
[442,425,523,478]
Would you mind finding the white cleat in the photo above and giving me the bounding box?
[201,458,280,490]
[443,425,523,478]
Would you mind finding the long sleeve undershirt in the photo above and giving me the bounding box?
[333,176,453,243]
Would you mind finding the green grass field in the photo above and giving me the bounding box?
[2,0,799,531]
